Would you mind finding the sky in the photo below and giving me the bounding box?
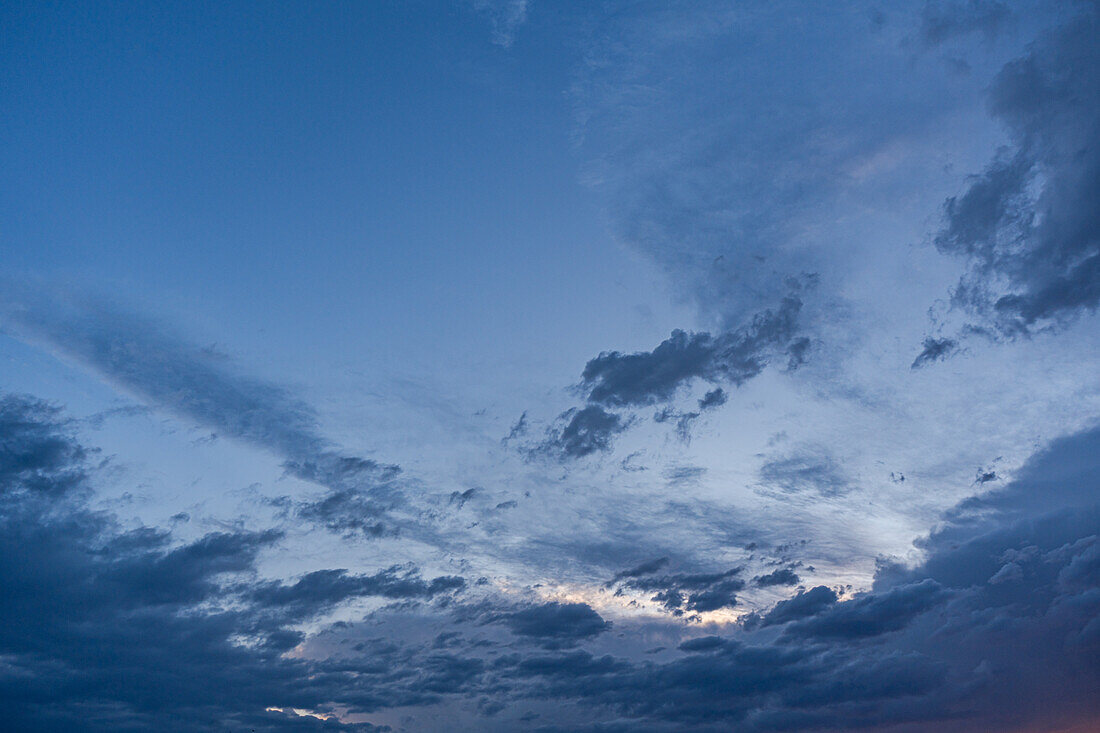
[1,1,1098,731]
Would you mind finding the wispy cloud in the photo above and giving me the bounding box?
[0,288,404,532]
[469,0,529,47]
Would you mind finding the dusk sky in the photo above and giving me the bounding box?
[2,1,1099,731]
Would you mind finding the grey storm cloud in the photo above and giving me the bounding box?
[0,392,458,731]
[611,565,746,616]
[759,585,839,627]
[932,4,1100,337]
[246,567,465,624]
[467,423,1100,730]
[504,602,611,649]
[779,579,949,640]
[8,388,1100,731]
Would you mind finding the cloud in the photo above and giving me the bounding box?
[911,336,959,368]
[0,292,404,534]
[932,5,1100,336]
[10,388,1099,730]
[288,486,393,539]
[753,566,801,588]
[479,428,1100,730]
[781,579,949,639]
[535,405,626,459]
[505,602,611,648]
[581,295,805,408]
[758,445,851,497]
[247,567,465,624]
[469,0,529,47]
[539,292,808,459]
[612,566,745,616]
[0,394,89,497]
[608,557,670,584]
[437,422,1100,730]
[759,585,839,627]
[697,387,728,411]
[0,392,404,731]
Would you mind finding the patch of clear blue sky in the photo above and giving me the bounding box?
[0,1,679,407]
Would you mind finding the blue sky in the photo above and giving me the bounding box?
[2,1,1099,731]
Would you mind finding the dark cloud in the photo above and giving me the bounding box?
[0,394,407,730]
[754,566,801,588]
[10,391,1100,730]
[536,405,626,459]
[911,336,959,369]
[614,567,745,615]
[505,602,611,648]
[247,567,464,624]
[697,388,728,410]
[581,296,805,408]
[291,486,393,539]
[932,6,1100,336]
[760,585,839,627]
[780,579,949,640]
[537,293,808,460]
[0,394,89,497]
[474,425,1100,730]
[0,392,441,732]
[653,407,704,443]
[974,467,998,485]
[609,557,670,584]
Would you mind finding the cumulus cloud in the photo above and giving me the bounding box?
[504,602,611,648]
